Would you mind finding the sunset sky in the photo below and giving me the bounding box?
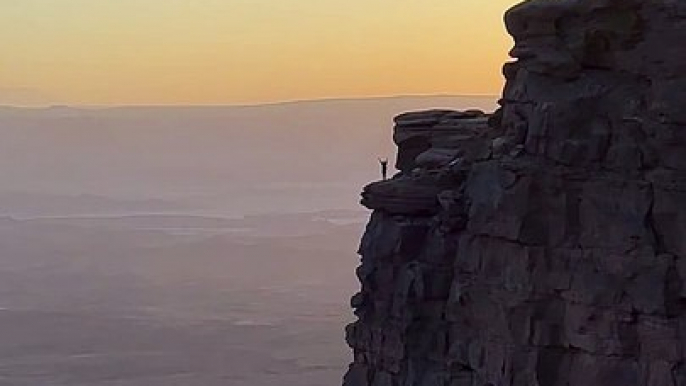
[1,0,521,106]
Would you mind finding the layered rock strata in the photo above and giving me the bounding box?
[344,0,686,385]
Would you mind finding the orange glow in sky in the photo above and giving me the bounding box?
[1,0,522,106]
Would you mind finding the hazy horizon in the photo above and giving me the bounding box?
[0,94,498,218]
[0,93,500,109]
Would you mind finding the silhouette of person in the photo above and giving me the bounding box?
[378,158,388,180]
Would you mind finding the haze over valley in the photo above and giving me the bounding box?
[0,96,496,385]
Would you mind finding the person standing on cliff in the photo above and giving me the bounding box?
[378,158,388,180]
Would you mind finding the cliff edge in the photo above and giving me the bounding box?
[344,0,686,385]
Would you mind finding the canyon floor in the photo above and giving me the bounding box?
[0,211,363,386]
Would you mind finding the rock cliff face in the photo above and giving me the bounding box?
[343,1,686,385]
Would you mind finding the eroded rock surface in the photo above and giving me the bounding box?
[344,1,686,385]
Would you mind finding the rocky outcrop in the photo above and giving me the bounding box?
[393,110,491,173]
[343,1,686,385]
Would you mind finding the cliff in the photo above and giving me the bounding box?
[343,0,686,385]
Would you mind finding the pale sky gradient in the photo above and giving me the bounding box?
[1,0,521,106]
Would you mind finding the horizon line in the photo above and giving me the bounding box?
[0,93,500,110]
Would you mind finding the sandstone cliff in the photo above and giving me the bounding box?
[344,0,686,385]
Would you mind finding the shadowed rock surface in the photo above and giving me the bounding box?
[344,0,686,385]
